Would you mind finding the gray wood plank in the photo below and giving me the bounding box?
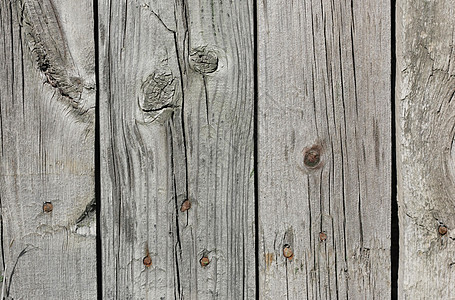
[258,0,391,298]
[396,0,455,298]
[98,1,255,298]
[0,0,97,298]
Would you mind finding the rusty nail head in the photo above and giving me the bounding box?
[143,255,152,267]
[439,225,448,236]
[283,245,294,259]
[319,232,327,241]
[303,146,321,168]
[43,202,53,213]
[180,199,192,212]
[200,256,210,267]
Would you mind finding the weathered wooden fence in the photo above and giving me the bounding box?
[0,0,454,299]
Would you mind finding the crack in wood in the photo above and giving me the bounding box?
[75,198,96,225]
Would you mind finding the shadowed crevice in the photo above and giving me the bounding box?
[253,0,259,299]
[92,0,102,298]
[391,0,399,298]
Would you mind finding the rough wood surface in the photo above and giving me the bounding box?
[258,0,391,298]
[0,0,97,299]
[396,0,455,298]
[98,1,255,298]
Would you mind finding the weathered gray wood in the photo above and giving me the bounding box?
[258,0,391,298]
[0,0,97,299]
[396,0,455,298]
[99,0,255,298]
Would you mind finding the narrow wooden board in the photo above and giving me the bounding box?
[98,1,255,298]
[0,0,97,298]
[258,0,392,298]
[396,0,455,298]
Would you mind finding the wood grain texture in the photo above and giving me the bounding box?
[396,0,455,298]
[258,0,391,299]
[98,0,255,298]
[0,0,96,299]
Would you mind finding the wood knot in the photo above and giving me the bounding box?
[141,69,176,111]
[189,47,219,74]
[303,144,323,169]
[140,68,177,122]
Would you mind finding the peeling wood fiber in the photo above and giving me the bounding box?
[396,0,455,298]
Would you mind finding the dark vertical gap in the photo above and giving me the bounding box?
[93,0,103,299]
[391,0,398,298]
[0,196,5,273]
[253,0,259,299]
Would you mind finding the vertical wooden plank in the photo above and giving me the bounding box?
[258,0,391,299]
[99,0,255,298]
[0,0,96,298]
[396,0,455,298]
[177,1,256,298]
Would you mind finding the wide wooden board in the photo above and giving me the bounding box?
[98,1,255,298]
[396,0,455,298]
[0,0,97,298]
[258,0,392,298]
